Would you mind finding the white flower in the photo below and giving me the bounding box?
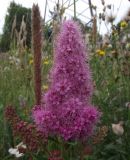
[15,152,24,158]
[8,148,18,155]
[8,142,26,158]
[112,123,124,136]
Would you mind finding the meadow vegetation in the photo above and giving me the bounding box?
[0,1,130,160]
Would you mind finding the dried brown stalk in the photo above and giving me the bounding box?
[32,4,42,105]
[92,16,97,44]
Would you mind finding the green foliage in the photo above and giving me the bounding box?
[0,1,31,52]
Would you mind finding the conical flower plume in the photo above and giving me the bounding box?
[33,20,100,141]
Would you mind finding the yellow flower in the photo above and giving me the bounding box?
[120,21,128,28]
[29,59,33,65]
[42,85,48,91]
[96,49,105,56]
[43,60,49,65]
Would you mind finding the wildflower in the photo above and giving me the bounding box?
[9,148,18,155]
[96,49,105,56]
[8,142,26,158]
[120,21,128,28]
[42,85,48,91]
[9,148,24,158]
[43,59,49,65]
[33,20,100,141]
[29,59,34,65]
[112,122,124,136]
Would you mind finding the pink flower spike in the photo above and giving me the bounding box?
[32,20,100,141]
